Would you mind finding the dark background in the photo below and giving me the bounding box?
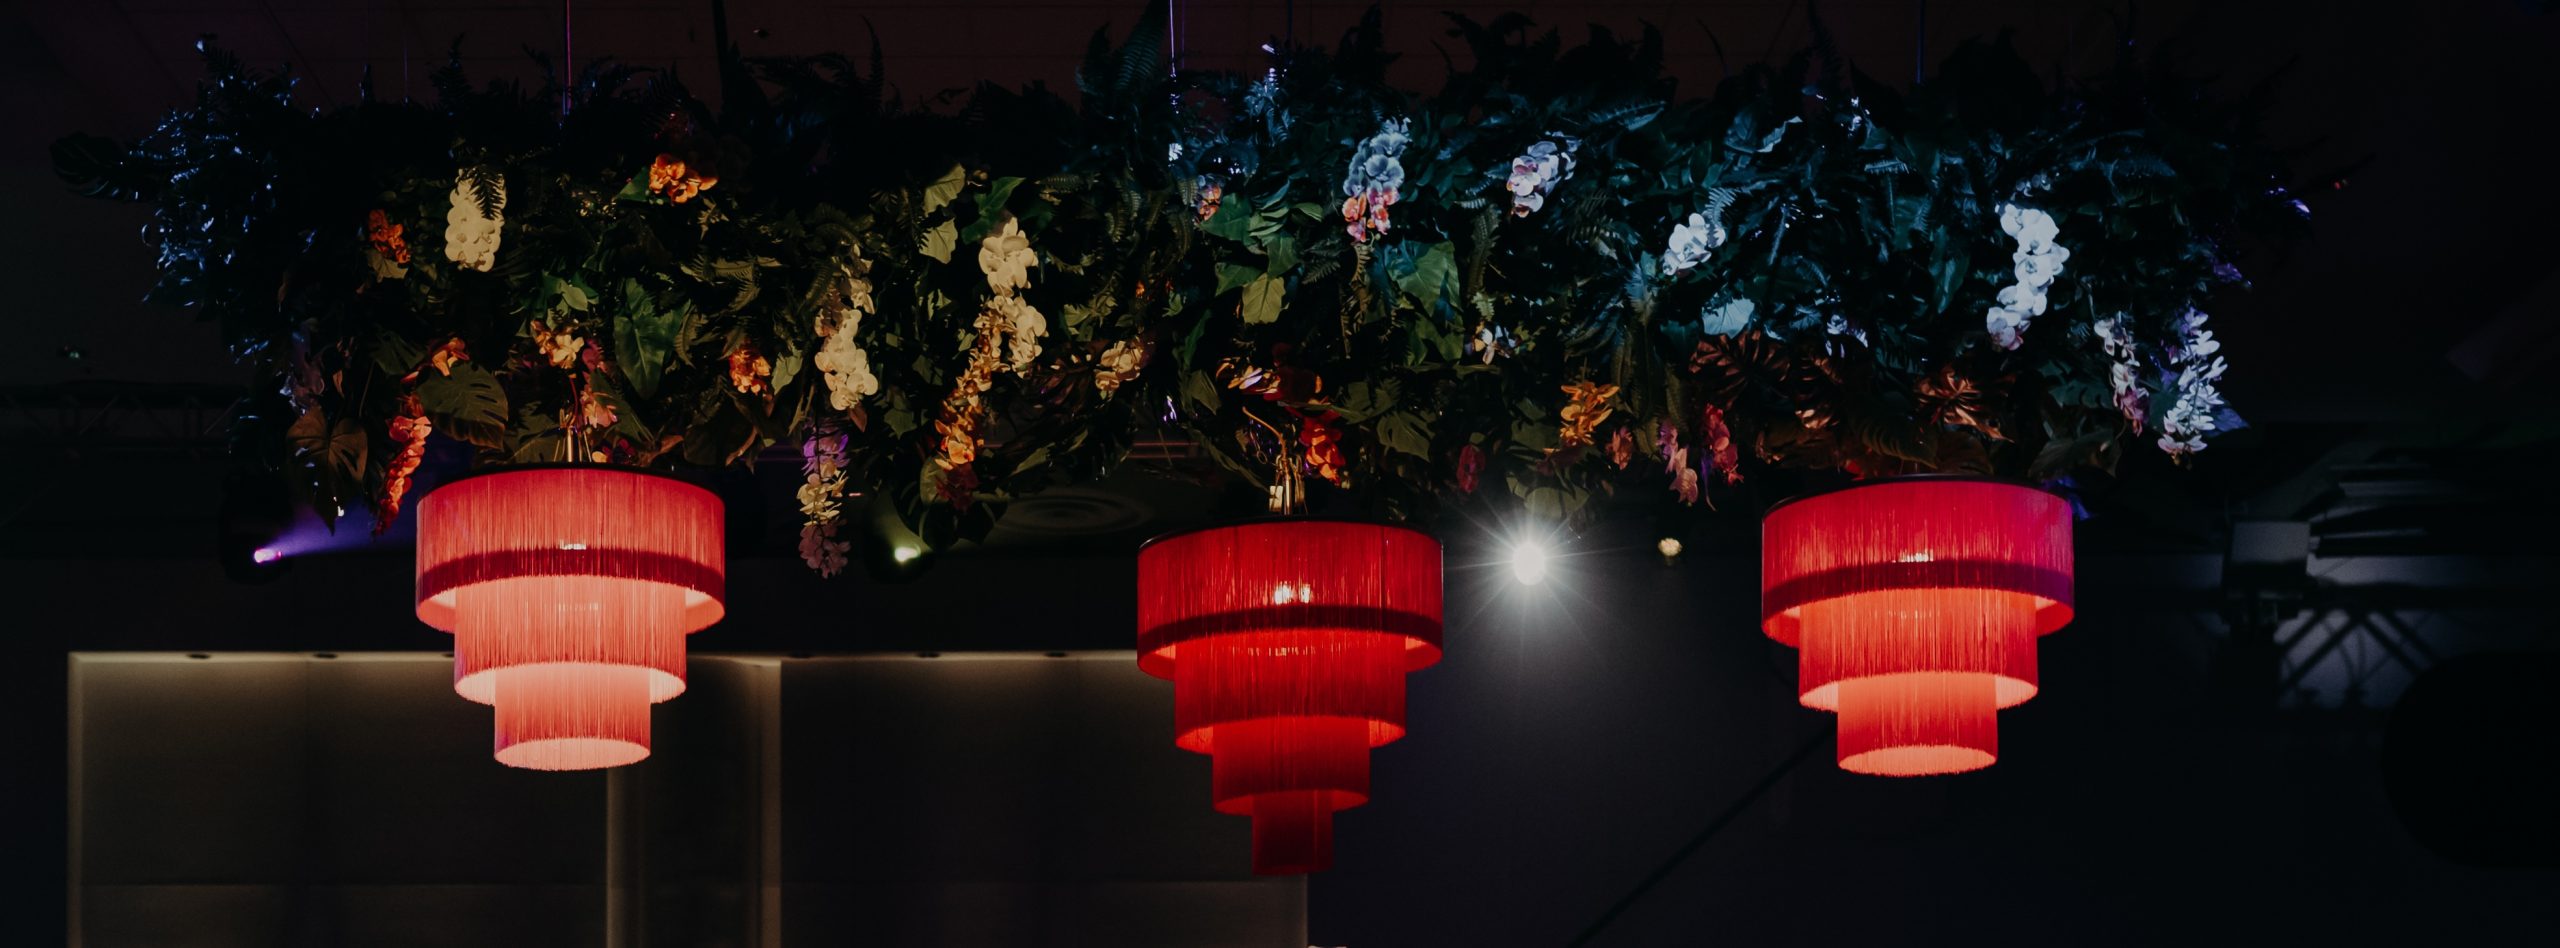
[8,0,2560,944]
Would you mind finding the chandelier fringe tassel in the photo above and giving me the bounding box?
[1761,478,2071,776]
[416,467,725,770]
[1139,520,1442,874]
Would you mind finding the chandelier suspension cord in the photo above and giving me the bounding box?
[562,0,575,116]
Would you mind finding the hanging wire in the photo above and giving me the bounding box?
[561,0,576,117]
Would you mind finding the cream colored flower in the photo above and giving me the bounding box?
[978,216,1036,294]
[989,294,1047,370]
[1095,338,1147,395]
[814,328,878,410]
[442,175,504,272]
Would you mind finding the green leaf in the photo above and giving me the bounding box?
[370,330,425,380]
[771,345,805,393]
[1324,379,1400,423]
[920,220,958,263]
[288,410,368,485]
[1215,262,1263,295]
[2030,428,2115,479]
[1201,196,1251,241]
[1240,274,1284,325]
[1525,486,1567,521]
[1179,370,1222,413]
[922,164,967,213]
[1397,241,1458,311]
[1374,411,1432,458]
[614,291,685,399]
[1263,234,1299,273]
[976,176,1024,220]
[1062,302,1101,332]
[416,362,509,450]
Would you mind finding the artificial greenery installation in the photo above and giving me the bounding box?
[57,4,2302,574]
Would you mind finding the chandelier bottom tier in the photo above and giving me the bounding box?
[1139,520,1443,874]
[415,467,726,771]
[1761,478,2073,776]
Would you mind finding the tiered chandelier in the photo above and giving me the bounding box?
[1136,519,1443,873]
[1759,477,2074,776]
[414,466,726,770]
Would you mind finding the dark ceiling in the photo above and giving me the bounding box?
[10,0,2560,409]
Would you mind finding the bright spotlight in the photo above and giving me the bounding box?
[892,545,921,563]
[1656,537,1683,559]
[1509,540,1550,585]
[250,547,282,565]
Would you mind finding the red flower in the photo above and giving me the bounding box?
[376,394,433,534]
[1299,411,1349,487]
[1455,443,1484,494]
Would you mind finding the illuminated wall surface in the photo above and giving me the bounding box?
[69,653,1303,947]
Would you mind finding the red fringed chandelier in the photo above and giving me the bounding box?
[1760,477,2072,776]
[414,466,725,770]
[1137,520,1443,874]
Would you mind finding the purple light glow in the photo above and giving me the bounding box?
[250,547,282,564]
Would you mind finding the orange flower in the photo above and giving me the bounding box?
[1555,380,1620,449]
[930,311,1013,504]
[648,154,687,191]
[649,153,719,203]
[363,209,410,263]
[401,338,468,384]
[376,394,433,534]
[728,346,772,395]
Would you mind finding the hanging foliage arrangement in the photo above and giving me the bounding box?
[54,4,2304,569]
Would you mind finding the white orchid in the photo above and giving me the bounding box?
[988,293,1047,370]
[1984,306,2029,350]
[814,326,878,410]
[2000,203,2060,254]
[1995,283,2048,317]
[978,216,1036,294]
[1663,212,1720,275]
[1985,203,2067,349]
[1504,137,1578,217]
[2014,248,2067,287]
[442,175,505,272]
[2153,309,2233,458]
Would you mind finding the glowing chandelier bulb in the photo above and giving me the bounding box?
[1509,540,1550,585]
[892,545,921,563]
[1655,537,1684,559]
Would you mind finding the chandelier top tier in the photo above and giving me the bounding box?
[1760,476,2075,648]
[413,465,726,770]
[1136,518,1445,680]
[1758,476,2074,776]
[415,464,727,636]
